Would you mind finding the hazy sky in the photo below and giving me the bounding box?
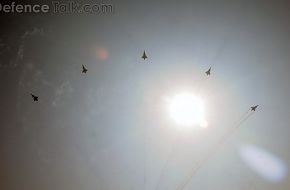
[1,0,290,190]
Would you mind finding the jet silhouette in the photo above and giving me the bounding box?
[251,105,258,111]
[82,64,88,73]
[142,51,148,60]
[30,93,38,101]
[205,67,211,76]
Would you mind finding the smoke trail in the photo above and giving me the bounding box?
[176,110,255,190]
[154,135,180,190]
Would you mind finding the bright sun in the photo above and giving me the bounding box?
[166,92,208,128]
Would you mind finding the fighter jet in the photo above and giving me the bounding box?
[205,67,211,76]
[142,51,148,60]
[251,105,259,111]
[30,93,38,102]
[82,64,88,73]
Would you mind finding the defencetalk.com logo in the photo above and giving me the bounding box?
[0,2,114,14]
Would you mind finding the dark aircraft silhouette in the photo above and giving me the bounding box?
[30,93,38,101]
[82,64,88,73]
[251,105,258,111]
[142,51,148,60]
[205,67,211,76]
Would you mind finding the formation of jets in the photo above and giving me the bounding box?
[29,50,259,113]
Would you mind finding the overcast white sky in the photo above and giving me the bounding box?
[0,0,290,190]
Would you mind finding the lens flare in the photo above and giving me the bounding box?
[240,144,287,182]
[96,47,109,60]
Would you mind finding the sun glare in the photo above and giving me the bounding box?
[166,92,207,128]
